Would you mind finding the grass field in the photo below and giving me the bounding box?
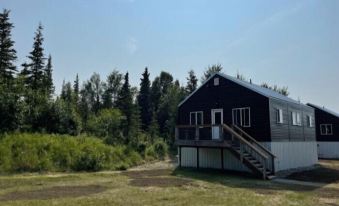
[0,160,338,206]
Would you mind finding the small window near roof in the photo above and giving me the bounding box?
[214,77,219,86]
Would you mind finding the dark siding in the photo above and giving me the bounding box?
[178,74,271,142]
[310,107,339,142]
[303,107,316,141]
[269,99,289,141]
[269,99,315,142]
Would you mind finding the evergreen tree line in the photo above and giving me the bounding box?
[0,9,203,147]
[0,9,289,147]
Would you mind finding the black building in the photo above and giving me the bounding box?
[176,73,318,178]
[307,103,339,159]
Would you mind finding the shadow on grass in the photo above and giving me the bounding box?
[172,167,339,197]
[286,164,339,184]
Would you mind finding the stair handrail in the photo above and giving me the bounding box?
[222,124,269,160]
[232,125,276,158]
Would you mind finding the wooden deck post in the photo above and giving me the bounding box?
[195,126,199,140]
[221,148,224,170]
[196,147,199,169]
[179,146,182,168]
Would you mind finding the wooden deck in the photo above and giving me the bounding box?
[175,124,276,179]
[175,139,232,148]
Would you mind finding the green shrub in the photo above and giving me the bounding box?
[0,133,143,173]
[153,140,168,160]
[145,146,156,161]
[87,109,122,143]
[0,141,11,172]
[145,139,168,160]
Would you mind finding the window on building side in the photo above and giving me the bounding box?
[306,115,313,127]
[276,108,283,124]
[214,77,219,86]
[320,124,333,135]
[190,111,203,125]
[232,107,250,127]
[292,111,302,126]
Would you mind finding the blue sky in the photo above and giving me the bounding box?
[2,0,339,111]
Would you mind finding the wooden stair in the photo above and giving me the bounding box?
[222,124,276,180]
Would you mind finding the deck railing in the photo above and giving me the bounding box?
[222,124,275,177]
[175,124,227,141]
[231,125,276,173]
[175,123,276,177]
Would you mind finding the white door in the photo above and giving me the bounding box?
[211,109,223,140]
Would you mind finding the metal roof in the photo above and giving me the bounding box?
[178,72,302,107]
[307,103,339,118]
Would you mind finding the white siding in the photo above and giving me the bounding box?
[262,141,318,172]
[180,147,197,167]
[179,147,250,172]
[199,148,221,169]
[179,142,318,173]
[317,142,339,159]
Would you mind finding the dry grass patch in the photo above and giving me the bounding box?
[123,169,192,188]
[122,169,173,178]
[0,185,106,202]
[129,177,192,187]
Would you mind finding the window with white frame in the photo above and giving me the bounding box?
[214,77,219,86]
[320,124,333,135]
[306,115,313,127]
[292,111,302,126]
[276,108,283,124]
[232,107,250,127]
[190,111,203,125]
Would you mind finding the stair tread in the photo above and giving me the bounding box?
[249,160,260,163]
[226,126,275,180]
[266,175,276,180]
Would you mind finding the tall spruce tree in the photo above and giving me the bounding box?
[44,54,54,97]
[116,72,135,139]
[61,81,73,103]
[73,73,79,105]
[0,9,17,83]
[116,72,132,119]
[185,70,198,94]
[89,73,103,113]
[137,67,152,131]
[0,9,20,132]
[26,23,45,90]
[150,77,161,112]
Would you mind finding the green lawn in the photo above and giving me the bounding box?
[0,162,338,206]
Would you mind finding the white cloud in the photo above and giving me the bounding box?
[126,37,138,54]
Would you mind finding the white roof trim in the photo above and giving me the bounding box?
[307,103,339,118]
[178,72,304,107]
